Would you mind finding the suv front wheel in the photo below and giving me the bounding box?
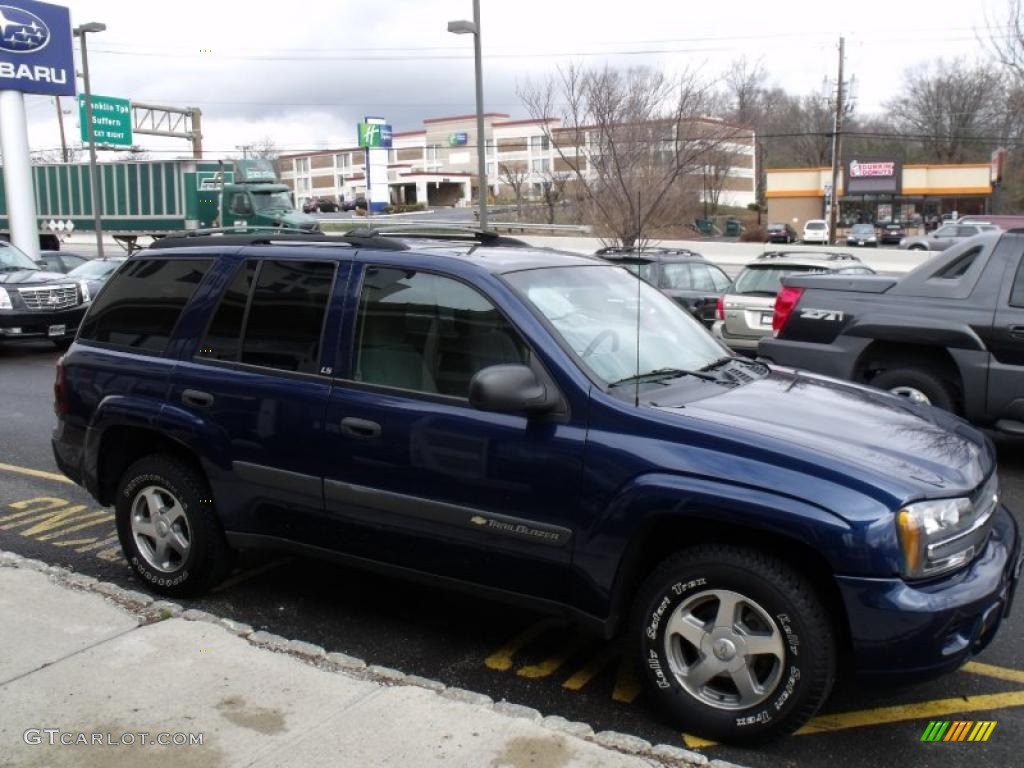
[632,545,835,744]
[115,455,232,597]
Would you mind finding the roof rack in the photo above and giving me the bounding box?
[147,226,409,251]
[594,246,702,257]
[342,222,529,247]
[757,250,860,262]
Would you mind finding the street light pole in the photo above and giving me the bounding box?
[75,22,107,258]
[448,1,488,229]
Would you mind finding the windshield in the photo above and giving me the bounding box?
[851,225,874,235]
[619,262,656,283]
[251,191,294,211]
[732,265,825,296]
[805,221,826,230]
[0,243,39,271]
[505,265,727,387]
[68,259,122,280]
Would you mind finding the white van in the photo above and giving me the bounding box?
[803,219,829,243]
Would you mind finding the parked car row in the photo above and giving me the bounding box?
[302,196,368,213]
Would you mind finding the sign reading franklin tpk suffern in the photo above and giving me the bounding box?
[0,1,74,96]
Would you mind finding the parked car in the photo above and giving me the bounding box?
[879,222,905,245]
[712,252,874,354]
[901,223,1000,251]
[594,246,731,326]
[66,257,127,299]
[0,241,90,348]
[766,223,798,244]
[52,229,1020,745]
[761,230,1024,431]
[302,197,339,214]
[845,223,878,247]
[342,197,368,212]
[35,250,89,274]
[802,219,829,243]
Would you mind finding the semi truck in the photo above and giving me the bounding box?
[0,158,318,250]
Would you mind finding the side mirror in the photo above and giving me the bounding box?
[469,364,558,415]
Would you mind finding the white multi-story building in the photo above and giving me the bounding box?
[280,113,755,209]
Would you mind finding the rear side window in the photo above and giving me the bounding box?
[78,258,212,353]
[240,260,335,373]
[935,247,981,280]
[1011,257,1024,308]
[197,260,257,361]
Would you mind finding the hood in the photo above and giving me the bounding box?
[255,209,320,231]
[653,368,990,499]
[0,268,68,286]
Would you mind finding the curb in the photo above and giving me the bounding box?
[0,549,744,767]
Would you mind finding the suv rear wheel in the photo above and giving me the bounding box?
[631,545,835,744]
[115,455,232,597]
[871,367,955,411]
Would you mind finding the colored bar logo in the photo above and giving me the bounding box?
[921,721,997,742]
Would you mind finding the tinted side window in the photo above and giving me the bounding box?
[659,263,693,290]
[352,267,529,397]
[689,264,718,291]
[707,264,731,291]
[197,260,257,361]
[240,260,335,373]
[79,258,212,353]
[1011,257,1024,308]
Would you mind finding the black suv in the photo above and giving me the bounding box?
[52,228,1020,745]
[594,247,731,326]
[0,241,91,348]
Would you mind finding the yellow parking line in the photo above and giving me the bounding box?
[683,690,1024,748]
[611,656,641,704]
[485,620,559,672]
[562,646,618,691]
[963,661,1024,685]
[0,462,73,485]
[517,634,588,679]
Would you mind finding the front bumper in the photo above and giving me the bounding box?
[837,506,1021,681]
[0,305,87,341]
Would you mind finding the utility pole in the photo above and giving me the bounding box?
[827,36,845,245]
[55,97,69,163]
[75,22,107,259]
[236,144,252,159]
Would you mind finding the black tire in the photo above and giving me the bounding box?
[115,454,233,597]
[631,545,835,745]
[909,244,927,251]
[871,367,956,411]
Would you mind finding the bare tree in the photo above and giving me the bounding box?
[701,146,741,215]
[538,170,570,224]
[723,56,768,129]
[985,0,1024,82]
[31,146,83,164]
[885,59,1006,162]
[519,64,736,247]
[498,161,529,218]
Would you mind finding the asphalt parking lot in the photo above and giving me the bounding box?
[2,340,1023,768]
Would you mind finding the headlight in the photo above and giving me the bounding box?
[896,475,999,579]
[78,280,91,303]
[0,286,11,310]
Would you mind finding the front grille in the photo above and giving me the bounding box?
[18,285,79,311]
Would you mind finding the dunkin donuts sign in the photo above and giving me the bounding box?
[845,158,902,194]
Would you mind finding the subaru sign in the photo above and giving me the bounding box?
[0,1,74,96]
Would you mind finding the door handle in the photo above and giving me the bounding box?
[1010,325,1024,339]
[181,389,214,408]
[340,417,381,439]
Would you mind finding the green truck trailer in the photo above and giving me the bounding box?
[0,158,318,250]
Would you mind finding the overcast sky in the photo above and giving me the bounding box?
[27,0,1015,160]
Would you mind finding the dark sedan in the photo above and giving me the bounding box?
[35,250,88,274]
[879,222,906,245]
[594,247,731,326]
[766,222,798,243]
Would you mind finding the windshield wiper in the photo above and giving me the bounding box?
[610,367,718,387]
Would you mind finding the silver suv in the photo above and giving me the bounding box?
[712,252,875,353]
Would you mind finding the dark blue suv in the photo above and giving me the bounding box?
[52,230,1021,744]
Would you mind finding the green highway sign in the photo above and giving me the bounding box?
[79,94,133,147]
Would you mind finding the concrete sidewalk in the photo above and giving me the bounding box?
[0,553,724,768]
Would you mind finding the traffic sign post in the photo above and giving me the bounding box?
[78,94,132,146]
[0,1,75,260]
